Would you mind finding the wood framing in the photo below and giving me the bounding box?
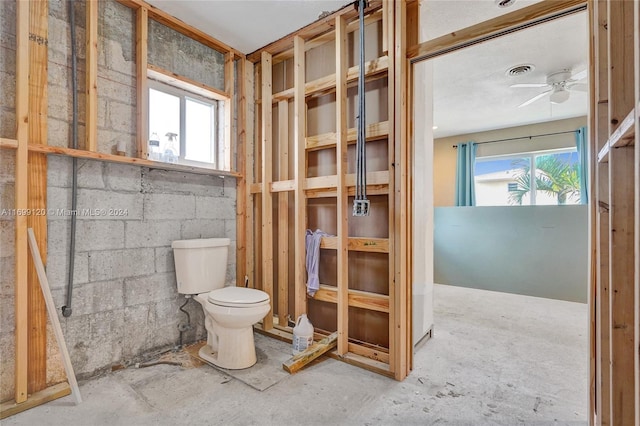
[27,0,49,395]
[244,59,255,288]
[236,58,248,287]
[14,0,30,404]
[261,52,274,330]
[85,0,98,152]
[135,7,149,159]
[293,36,307,320]
[223,52,234,171]
[335,15,348,356]
[277,100,289,326]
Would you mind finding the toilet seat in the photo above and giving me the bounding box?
[207,287,270,308]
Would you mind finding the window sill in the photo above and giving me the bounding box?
[0,140,241,178]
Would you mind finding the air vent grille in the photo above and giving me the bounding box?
[506,64,535,77]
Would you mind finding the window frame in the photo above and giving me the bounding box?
[474,147,580,206]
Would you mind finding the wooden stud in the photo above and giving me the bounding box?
[393,0,410,381]
[236,58,247,287]
[86,0,98,152]
[293,36,307,320]
[277,100,289,326]
[224,52,234,171]
[136,7,149,159]
[634,1,640,423]
[261,52,274,331]
[593,1,611,423]
[607,0,636,423]
[244,59,255,288]
[335,15,349,356]
[14,0,29,404]
[282,332,338,374]
[26,0,49,395]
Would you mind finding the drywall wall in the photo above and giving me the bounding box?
[433,116,588,207]
[0,0,236,401]
[434,205,588,303]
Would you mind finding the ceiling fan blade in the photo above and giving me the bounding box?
[518,90,552,108]
[567,83,587,92]
[510,83,549,88]
[570,69,587,81]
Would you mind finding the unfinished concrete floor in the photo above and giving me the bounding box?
[5,284,588,425]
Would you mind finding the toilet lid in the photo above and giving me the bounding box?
[207,287,269,307]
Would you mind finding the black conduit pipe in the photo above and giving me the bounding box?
[62,0,79,318]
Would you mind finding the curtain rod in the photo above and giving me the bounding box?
[452,129,578,148]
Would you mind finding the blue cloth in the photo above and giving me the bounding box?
[454,141,477,206]
[575,126,588,204]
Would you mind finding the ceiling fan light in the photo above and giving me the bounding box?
[550,88,570,104]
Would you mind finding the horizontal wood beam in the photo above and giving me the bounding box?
[272,56,389,103]
[320,237,389,253]
[116,0,244,59]
[407,0,586,62]
[307,121,389,151]
[314,285,390,313]
[0,141,241,178]
[282,332,338,373]
[0,383,71,419]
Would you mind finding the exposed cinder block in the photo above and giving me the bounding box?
[142,169,224,197]
[77,159,106,189]
[144,193,195,220]
[89,309,125,341]
[195,196,235,220]
[154,247,175,273]
[124,272,176,306]
[0,71,16,111]
[224,219,237,241]
[223,177,237,199]
[99,77,135,104]
[45,253,90,290]
[108,100,135,132]
[77,188,143,221]
[122,303,154,358]
[180,219,225,240]
[104,163,141,192]
[150,299,180,349]
[47,156,72,188]
[0,109,16,141]
[124,220,181,248]
[47,187,72,220]
[0,151,15,183]
[0,294,15,333]
[88,248,155,281]
[48,117,86,149]
[75,220,125,251]
[97,130,136,157]
[0,182,15,220]
[0,221,14,257]
[0,332,15,401]
[103,39,135,77]
[62,279,124,316]
[0,257,14,297]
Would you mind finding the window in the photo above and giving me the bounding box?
[148,80,223,169]
[474,149,582,206]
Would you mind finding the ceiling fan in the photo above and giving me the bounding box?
[512,69,587,107]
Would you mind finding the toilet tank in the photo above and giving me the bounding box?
[172,238,230,295]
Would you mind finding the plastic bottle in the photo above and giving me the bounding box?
[148,132,161,161]
[292,314,314,355]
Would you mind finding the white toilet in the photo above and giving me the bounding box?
[172,238,270,369]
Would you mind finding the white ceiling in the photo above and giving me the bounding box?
[145,0,588,138]
[145,0,351,54]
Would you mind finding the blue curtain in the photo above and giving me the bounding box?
[575,126,588,204]
[455,141,477,206]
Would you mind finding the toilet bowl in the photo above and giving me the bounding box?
[194,287,270,369]
[172,238,271,370]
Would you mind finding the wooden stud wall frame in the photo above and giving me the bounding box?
[247,1,414,380]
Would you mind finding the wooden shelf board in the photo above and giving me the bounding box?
[271,56,388,103]
[320,237,390,253]
[314,284,390,313]
[597,107,635,163]
[0,141,241,178]
[307,121,389,151]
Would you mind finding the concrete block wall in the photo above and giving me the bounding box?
[0,0,237,400]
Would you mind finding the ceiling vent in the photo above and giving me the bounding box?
[505,64,535,77]
[495,0,517,8]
